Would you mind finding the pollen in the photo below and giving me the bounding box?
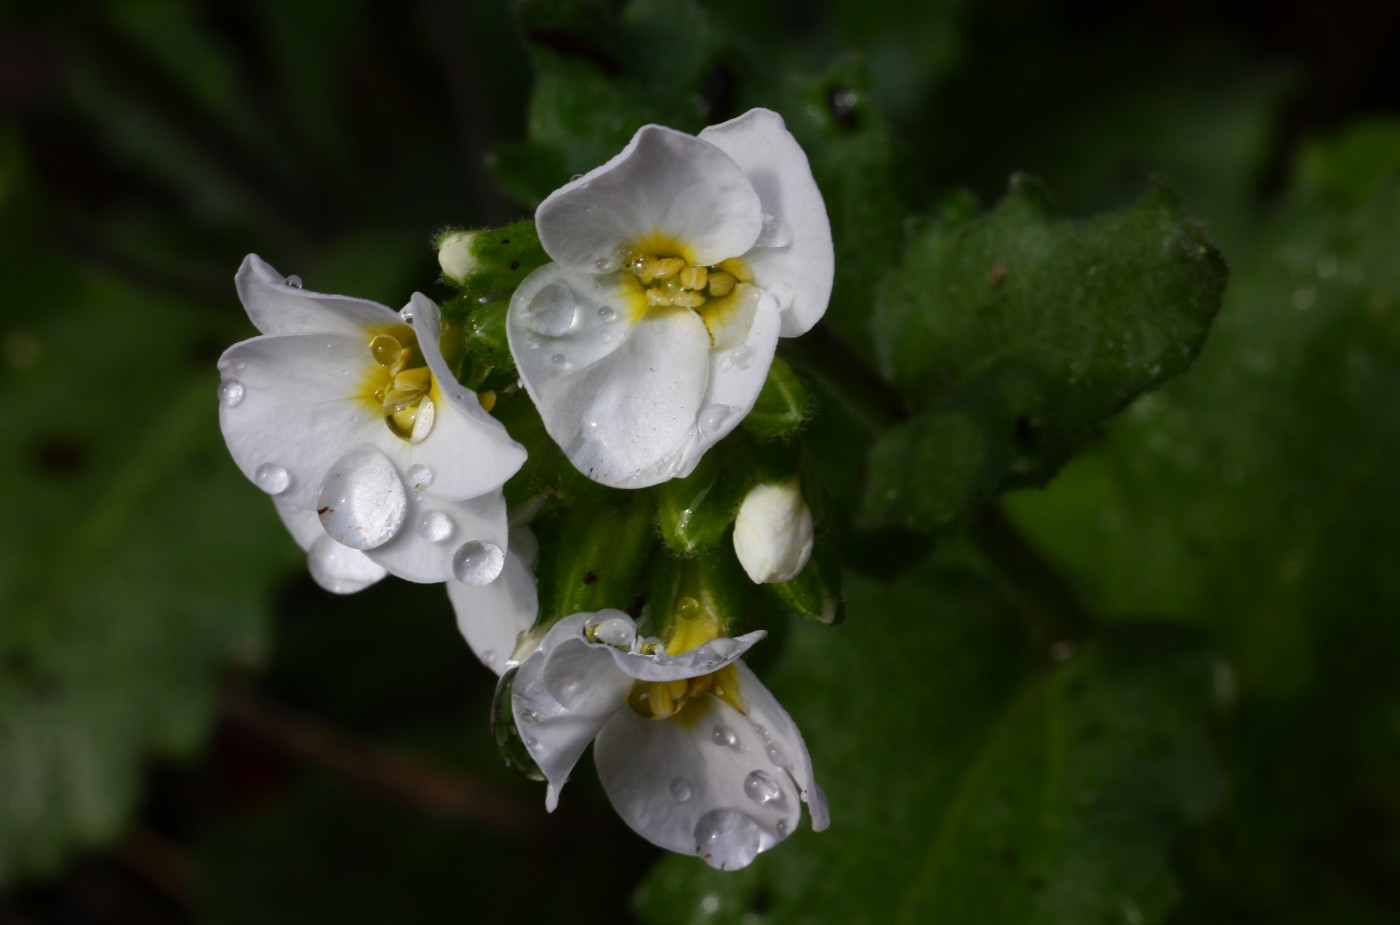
[622,236,752,343]
[358,325,436,442]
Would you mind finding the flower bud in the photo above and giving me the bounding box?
[732,478,814,584]
[437,229,481,285]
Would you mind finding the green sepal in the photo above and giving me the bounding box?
[655,450,749,555]
[490,666,545,781]
[765,531,844,625]
[741,357,812,440]
[535,492,658,625]
[436,219,548,298]
[650,542,753,641]
[496,391,610,511]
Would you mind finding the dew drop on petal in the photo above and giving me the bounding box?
[551,353,567,367]
[254,463,290,495]
[417,510,455,543]
[755,212,794,248]
[698,403,732,437]
[744,770,782,805]
[522,283,579,336]
[767,281,795,311]
[594,256,616,272]
[217,378,245,408]
[712,724,739,748]
[598,305,617,322]
[729,345,754,369]
[406,464,434,490]
[694,637,740,669]
[694,809,762,871]
[671,778,694,803]
[776,819,789,837]
[766,742,790,767]
[409,396,436,443]
[453,539,505,585]
[316,446,408,550]
[585,613,636,648]
[284,274,303,289]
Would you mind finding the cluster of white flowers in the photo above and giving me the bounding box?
[216,109,832,870]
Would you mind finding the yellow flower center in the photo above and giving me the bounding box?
[618,233,754,349]
[357,325,436,442]
[625,597,747,722]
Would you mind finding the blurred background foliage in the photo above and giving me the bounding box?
[2,0,1399,922]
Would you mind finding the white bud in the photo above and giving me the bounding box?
[437,230,481,285]
[733,478,814,584]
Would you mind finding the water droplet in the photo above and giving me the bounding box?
[410,396,436,443]
[767,281,795,310]
[453,540,505,585]
[519,708,542,725]
[598,305,617,322]
[711,724,738,748]
[417,510,455,543]
[551,353,567,366]
[637,635,665,655]
[570,173,584,182]
[744,769,782,804]
[697,403,732,437]
[693,809,762,871]
[406,464,433,490]
[776,819,789,837]
[284,274,303,289]
[217,379,245,407]
[595,256,616,272]
[695,637,740,668]
[670,777,693,802]
[317,446,408,550]
[522,283,578,336]
[585,613,636,647]
[728,345,754,369]
[400,303,414,322]
[254,463,290,495]
[766,743,790,767]
[755,212,793,248]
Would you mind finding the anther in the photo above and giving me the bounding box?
[679,265,708,290]
[708,271,736,297]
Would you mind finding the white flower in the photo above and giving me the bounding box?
[733,478,815,584]
[511,610,828,870]
[218,255,526,585]
[507,108,833,488]
[446,528,540,676]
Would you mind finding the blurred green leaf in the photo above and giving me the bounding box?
[862,177,1226,534]
[634,566,1221,924]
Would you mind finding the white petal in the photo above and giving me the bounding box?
[536,125,763,271]
[273,499,387,594]
[732,478,815,584]
[364,489,508,584]
[235,254,400,338]
[316,444,408,551]
[514,280,713,487]
[507,264,634,388]
[400,293,527,500]
[217,333,384,510]
[594,691,801,870]
[732,661,828,832]
[605,630,766,683]
[699,109,834,337]
[447,538,537,675]
[512,615,632,810]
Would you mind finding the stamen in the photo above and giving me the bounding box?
[707,271,736,298]
[679,265,708,290]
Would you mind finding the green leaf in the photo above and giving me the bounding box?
[863,177,1226,533]
[633,566,1222,924]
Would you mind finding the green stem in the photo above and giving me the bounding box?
[783,321,1094,654]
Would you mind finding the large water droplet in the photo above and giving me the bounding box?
[728,345,754,369]
[404,398,433,445]
[697,404,732,437]
[218,379,245,407]
[417,510,455,543]
[694,637,740,669]
[254,463,290,495]
[453,539,505,585]
[755,212,794,248]
[585,613,636,648]
[671,777,693,803]
[316,447,408,550]
[284,274,303,289]
[693,809,762,871]
[766,742,790,768]
[522,283,579,336]
[711,724,738,748]
[744,770,782,805]
[406,464,434,490]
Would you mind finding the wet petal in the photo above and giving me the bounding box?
[594,689,803,870]
[605,630,766,683]
[513,277,712,487]
[218,333,383,511]
[447,532,538,675]
[316,444,408,551]
[536,125,762,271]
[400,294,527,500]
[363,489,508,584]
[699,109,834,337]
[273,500,386,594]
[236,254,400,338]
[732,661,828,832]
[513,615,633,810]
